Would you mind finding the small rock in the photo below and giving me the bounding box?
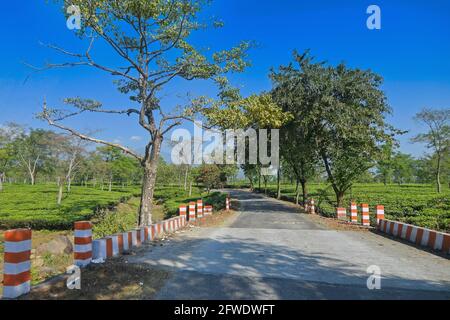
[36,235,73,255]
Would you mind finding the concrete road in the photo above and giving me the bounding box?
[128,189,450,300]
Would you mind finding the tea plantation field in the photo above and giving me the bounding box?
[257,183,450,232]
[0,184,226,230]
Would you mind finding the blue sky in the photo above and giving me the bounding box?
[0,0,449,159]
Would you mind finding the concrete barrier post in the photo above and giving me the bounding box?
[309,199,315,214]
[376,205,385,224]
[106,235,119,258]
[350,203,358,223]
[92,238,107,261]
[179,205,187,219]
[361,204,370,226]
[189,202,196,222]
[2,228,32,299]
[197,199,204,219]
[337,207,347,220]
[74,221,93,267]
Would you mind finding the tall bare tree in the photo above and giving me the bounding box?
[412,108,450,193]
[35,0,251,225]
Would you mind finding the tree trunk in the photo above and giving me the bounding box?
[189,180,193,197]
[300,179,308,206]
[248,176,254,191]
[0,173,3,192]
[138,135,162,226]
[276,168,281,200]
[436,153,442,193]
[57,177,63,205]
[336,190,345,208]
[184,166,189,191]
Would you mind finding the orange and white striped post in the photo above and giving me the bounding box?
[189,201,196,222]
[361,204,370,226]
[74,221,93,267]
[337,207,347,220]
[309,199,315,214]
[151,224,157,240]
[117,233,125,253]
[350,203,358,223]
[2,228,32,299]
[179,205,187,219]
[197,199,204,219]
[106,235,119,258]
[92,238,107,260]
[376,205,385,224]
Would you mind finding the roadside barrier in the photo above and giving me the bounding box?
[337,207,347,220]
[106,235,119,258]
[205,205,213,216]
[361,204,370,226]
[1,199,219,299]
[197,199,203,218]
[74,221,93,267]
[376,205,385,224]
[309,199,315,214]
[378,219,450,255]
[179,205,187,219]
[2,228,32,299]
[226,197,230,211]
[350,203,358,223]
[189,202,196,221]
[92,238,107,260]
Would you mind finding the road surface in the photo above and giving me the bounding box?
[128,189,450,299]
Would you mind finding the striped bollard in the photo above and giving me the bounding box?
[305,200,309,213]
[139,227,146,244]
[337,207,347,220]
[134,229,141,247]
[163,220,169,233]
[376,205,385,224]
[74,221,93,267]
[361,204,370,226]
[197,200,204,218]
[189,202,196,222]
[226,197,230,211]
[309,199,315,214]
[151,224,157,240]
[92,239,107,261]
[106,235,120,258]
[350,203,358,223]
[117,233,125,253]
[179,205,187,219]
[2,229,32,299]
[130,230,138,247]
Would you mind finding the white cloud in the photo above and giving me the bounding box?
[130,136,143,142]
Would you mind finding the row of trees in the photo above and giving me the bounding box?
[0,123,237,199]
[0,124,141,192]
[239,52,449,207]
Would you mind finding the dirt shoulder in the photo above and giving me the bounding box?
[305,214,373,232]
